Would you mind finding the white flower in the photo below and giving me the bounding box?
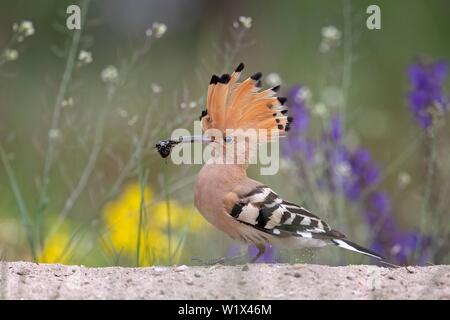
[189,101,197,108]
[334,162,351,178]
[145,28,153,37]
[398,172,411,189]
[320,25,341,53]
[48,128,61,140]
[78,50,93,65]
[118,108,128,118]
[61,97,74,107]
[100,65,119,83]
[14,21,35,37]
[294,86,312,103]
[151,83,162,94]
[3,49,19,61]
[238,16,252,29]
[128,115,138,126]
[265,73,282,87]
[152,22,167,38]
[321,26,341,42]
[312,103,327,117]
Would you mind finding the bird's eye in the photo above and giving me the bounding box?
[224,136,233,144]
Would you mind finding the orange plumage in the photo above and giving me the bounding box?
[200,63,292,139]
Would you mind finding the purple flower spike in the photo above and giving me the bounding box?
[407,60,449,129]
[289,86,310,134]
[328,114,343,142]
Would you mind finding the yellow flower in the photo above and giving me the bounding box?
[38,222,70,264]
[103,183,208,266]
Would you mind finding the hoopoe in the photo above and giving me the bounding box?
[157,62,384,263]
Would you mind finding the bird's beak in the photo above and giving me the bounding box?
[177,135,212,144]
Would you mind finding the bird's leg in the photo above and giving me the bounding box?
[250,243,266,263]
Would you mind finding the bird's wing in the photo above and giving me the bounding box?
[225,185,343,240]
[224,184,384,260]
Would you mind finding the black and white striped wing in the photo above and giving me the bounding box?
[228,185,384,260]
[229,185,338,239]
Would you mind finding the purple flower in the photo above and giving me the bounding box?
[248,244,277,263]
[227,244,278,263]
[289,86,310,134]
[283,86,311,159]
[283,83,434,265]
[407,60,449,129]
[368,192,391,216]
[328,114,343,141]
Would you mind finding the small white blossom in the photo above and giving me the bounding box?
[398,172,412,189]
[145,28,153,37]
[313,103,327,117]
[390,244,401,255]
[180,102,187,109]
[152,22,167,38]
[78,50,93,65]
[100,65,119,83]
[238,16,252,29]
[321,26,341,41]
[118,108,128,118]
[335,162,351,177]
[3,49,19,61]
[189,101,197,108]
[265,73,282,87]
[320,25,341,53]
[294,86,312,103]
[48,128,61,140]
[151,83,162,94]
[61,97,74,107]
[14,21,35,37]
[128,115,138,126]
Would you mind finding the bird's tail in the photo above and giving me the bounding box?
[331,238,384,260]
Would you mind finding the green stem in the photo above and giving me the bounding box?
[0,145,36,260]
[37,0,90,241]
[137,169,148,267]
[162,168,172,265]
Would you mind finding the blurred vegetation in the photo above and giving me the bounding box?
[0,0,449,266]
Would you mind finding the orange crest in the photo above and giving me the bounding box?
[199,63,293,141]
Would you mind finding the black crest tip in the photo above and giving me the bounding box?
[210,74,220,84]
[219,73,231,84]
[271,85,281,92]
[199,109,208,120]
[277,97,287,105]
[235,62,245,72]
[250,72,262,81]
[285,123,291,132]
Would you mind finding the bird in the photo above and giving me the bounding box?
[157,62,385,264]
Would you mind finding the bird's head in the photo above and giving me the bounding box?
[156,62,293,163]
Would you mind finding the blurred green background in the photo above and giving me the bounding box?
[0,0,449,266]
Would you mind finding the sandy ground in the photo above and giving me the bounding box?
[0,261,449,299]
